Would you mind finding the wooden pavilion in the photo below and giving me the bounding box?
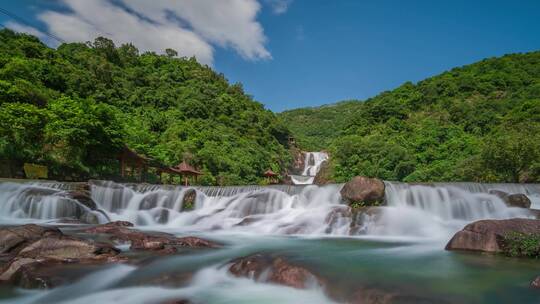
[118,146,151,182]
[169,161,202,186]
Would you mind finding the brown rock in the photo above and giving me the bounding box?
[16,235,119,261]
[445,218,540,253]
[84,222,219,252]
[0,224,61,254]
[506,194,531,209]
[488,190,531,208]
[62,190,98,210]
[340,176,386,206]
[229,254,322,289]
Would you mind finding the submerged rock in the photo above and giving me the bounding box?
[349,287,449,304]
[445,218,540,253]
[228,254,323,289]
[531,276,540,289]
[340,176,385,207]
[488,190,531,208]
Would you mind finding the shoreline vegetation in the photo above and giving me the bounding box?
[1,28,540,187]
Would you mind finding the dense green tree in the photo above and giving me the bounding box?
[280,51,540,183]
[0,29,291,184]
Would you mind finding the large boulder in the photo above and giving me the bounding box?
[228,254,323,289]
[445,218,540,253]
[340,176,385,207]
[488,190,531,208]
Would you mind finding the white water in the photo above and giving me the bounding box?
[1,180,538,241]
[359,182,534,241]
[0,182,106,224]
[291,152,329,185]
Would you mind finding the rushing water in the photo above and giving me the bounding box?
[1,180,540,303]
[291,152,329,185]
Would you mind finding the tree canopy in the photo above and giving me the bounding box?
[280,51,540,183]
[0,29,291,184]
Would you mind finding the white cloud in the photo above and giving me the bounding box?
[26,0,275,65]
[120,0,271,60]
[5,21,48,40]
[265,0,292,14]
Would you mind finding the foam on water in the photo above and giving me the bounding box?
[0,180,538,240]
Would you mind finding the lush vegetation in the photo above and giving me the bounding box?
[280,51,540,183]
[0,29,291,184]
[502,232,540,258]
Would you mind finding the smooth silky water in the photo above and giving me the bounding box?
[1,180,540,303]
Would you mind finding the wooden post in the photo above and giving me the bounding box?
[120,155,125,178]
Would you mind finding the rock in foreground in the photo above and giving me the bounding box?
[340,176,385,206]
[445,218,540,253]
[83,221,219,252]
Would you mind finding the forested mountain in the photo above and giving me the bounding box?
[280,51,540,183]
[0,29,291,185]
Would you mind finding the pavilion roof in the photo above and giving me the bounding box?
[171,161,202,175]
[264,169,278,177]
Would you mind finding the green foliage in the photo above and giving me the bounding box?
[0,29,291,184]
[280,51,540,182]
[501,232,540,258]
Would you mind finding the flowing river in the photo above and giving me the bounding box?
[1,180,540,303]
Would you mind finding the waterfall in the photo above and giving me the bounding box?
[1,180,539,241]
[291,152,328,185]
[356,182,535,240]
[90,181,347,234]
[0,182,105,224]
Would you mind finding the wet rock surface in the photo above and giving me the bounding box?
[340,176,386,206]
[0,224,120,286]
[531,276,540,289]
[83,221,219,252]
[445,218,540,253]
[488,190,531,208]
[0,222,218,289]
[228,253,323,289]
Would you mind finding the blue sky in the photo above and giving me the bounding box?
[1,0,540,112]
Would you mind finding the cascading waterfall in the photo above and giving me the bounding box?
[1,180,539,240]
[90,181,347,234]
[0,182,106,224]
[291,152,329,185]
[357,182,535,240]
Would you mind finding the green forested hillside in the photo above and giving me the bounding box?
[280,51,540,183]
[0,29,291,184]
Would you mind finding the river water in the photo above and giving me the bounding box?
[1,180,540,303]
